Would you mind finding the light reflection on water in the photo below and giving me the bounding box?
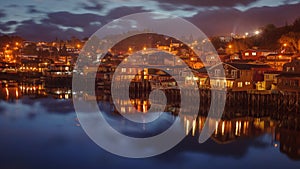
[0,83,300,169]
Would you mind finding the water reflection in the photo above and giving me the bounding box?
[1,81,300,168]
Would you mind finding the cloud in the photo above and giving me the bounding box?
[13,19,83,41]
[8,2,300,40]
[104,6,149,20]
[81,0,104,11]
[0,11,6,18]
[152,0,259,7]
[11,6,150,41]
[0,20,18,32]
[5,4,19,8]
[43,11,103,28]
[27,5,43,14]
[6,21,18,26]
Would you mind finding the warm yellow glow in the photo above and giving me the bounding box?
[15,42,19,46]
[192,120,196,136]
[228,45,232,49]
[215,121,219,135]
[235,121,239,136]
[77,44,81,48]
[221,121,225,136]
[255,30,260,35]
[128,47,132,51]
[143,47,147,51]
[186,120,190,135]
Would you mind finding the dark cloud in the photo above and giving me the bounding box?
[0,11,6,18]
[5,4,19,8]
[152,0,259,7]
[13,6,149,41]
[104,6,149,20]
[43,11,103,28]
[81,1,104,11]
[0,20,17,32]
[27,5,42,14]
[6,21,18,26]
[14,19,84,41]
[187,3,300,36]
[158,3,180,11]
[11,2,300,41]
[0,24,10,32]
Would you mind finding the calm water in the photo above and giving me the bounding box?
[1,83,300,169]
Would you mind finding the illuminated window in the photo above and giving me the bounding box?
[245,52,249,56]
[238,82,243,87]
[252,52,257,56]
[121,68,126,72]
[245,82,251,85]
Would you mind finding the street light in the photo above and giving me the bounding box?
[283,43,287,47]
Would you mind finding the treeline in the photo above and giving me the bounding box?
[211,17,300,53]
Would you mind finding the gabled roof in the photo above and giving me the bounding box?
[209,62,271,71]
[227,62,271,70]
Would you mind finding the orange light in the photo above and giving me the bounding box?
[228,45,232,49]
[283,43,287,47]
[143,47,147,51]
[15,42,19,46]
[77,44,81,48]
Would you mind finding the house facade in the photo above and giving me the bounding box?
[208,62,273,91]
[277,59,300,92]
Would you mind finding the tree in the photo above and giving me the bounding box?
[279,32,300,53]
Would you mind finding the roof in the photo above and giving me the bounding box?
[264,71,282,74]
[277,73,300,78]
[226,62,271,70]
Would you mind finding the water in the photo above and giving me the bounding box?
[1,84,300,169]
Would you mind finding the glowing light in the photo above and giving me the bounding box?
[192,120,196,136]
[283,43,287,47]
[228,45,232,49]
[186,120,190,135]
[143,47,147,51]
[255,30,260,35]
[215,121,219,135]
[221,121,225,136]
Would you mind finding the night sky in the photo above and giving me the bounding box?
[0,0,299,41]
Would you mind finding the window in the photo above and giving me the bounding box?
[238,82,243,87]
[252,52,257,56]
[215,69,221,76]
[232,70,237,78]
[245,82,251,85]
[265,75,269,80]
[245,52,249,56]
[121,68,126,73]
